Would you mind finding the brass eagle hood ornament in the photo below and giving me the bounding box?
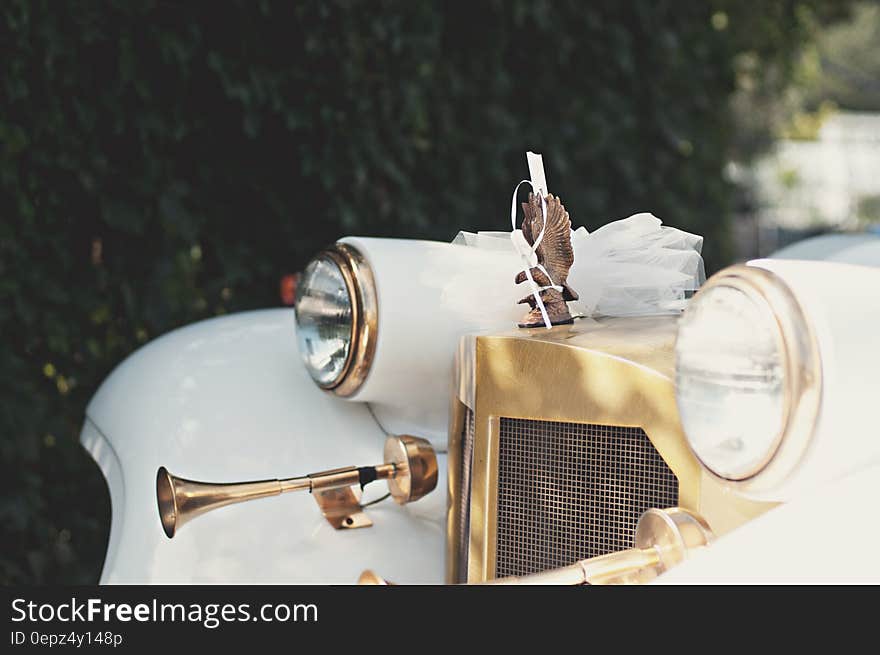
[515,192,579,328]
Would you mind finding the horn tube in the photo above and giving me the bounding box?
[359,507,714,585]
[157,435,436,538]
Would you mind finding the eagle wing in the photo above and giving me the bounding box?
[532,194,574,285]
[520,193,540,246]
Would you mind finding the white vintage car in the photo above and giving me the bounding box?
[80,230,880,585]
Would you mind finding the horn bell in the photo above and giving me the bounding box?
[156,467,283,538]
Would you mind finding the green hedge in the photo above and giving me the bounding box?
[0,0,844,583]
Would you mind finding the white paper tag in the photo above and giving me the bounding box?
[526,151,548,198]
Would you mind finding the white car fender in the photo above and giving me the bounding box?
[654,462,880,584]
[81,308,446,584]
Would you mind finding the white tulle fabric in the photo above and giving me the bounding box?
[449,212,705,319]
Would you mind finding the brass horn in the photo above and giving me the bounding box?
[157,434,437,538]
[359,507,714,585]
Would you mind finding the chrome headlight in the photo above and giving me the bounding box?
[294,243,377,396]
[675,264,821,486]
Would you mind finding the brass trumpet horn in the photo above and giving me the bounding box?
[157,434,437,538]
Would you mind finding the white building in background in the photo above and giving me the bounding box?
[754,112,880,229]
[732,111,880,258]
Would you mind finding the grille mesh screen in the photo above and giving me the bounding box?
[495,417,679,578]
[455,407,475,583]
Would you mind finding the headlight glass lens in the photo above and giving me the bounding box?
[675,283,787,479]
[294,255,353,387]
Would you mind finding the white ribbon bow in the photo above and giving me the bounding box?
[509,180,562,330]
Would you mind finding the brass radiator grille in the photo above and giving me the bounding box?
[456,407,475,583]
[495,417,679,578]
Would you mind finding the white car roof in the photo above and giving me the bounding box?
[771,232,880,266]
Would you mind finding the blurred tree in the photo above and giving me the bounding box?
[804,1,880,112]
[0,0,854,583]
[723,0,856,158]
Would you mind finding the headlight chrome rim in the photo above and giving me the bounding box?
[675,264,822,490]
[298,242,378,397]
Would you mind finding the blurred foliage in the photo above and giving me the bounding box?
[723,0,855,158]
[0,0,853,584]
[857,194,880,225]
[777,99,839,140]
[730,1,880,152]
[802,1,880,112]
